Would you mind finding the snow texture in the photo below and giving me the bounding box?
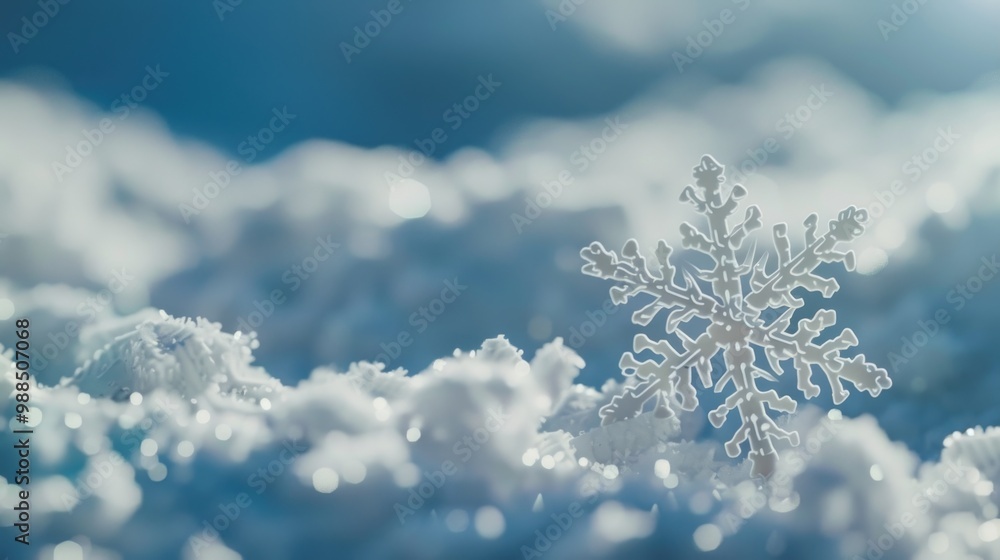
[4,315,995,560]
[66,310,280,405]
[1,68,1000,558]
[581,155,893,476]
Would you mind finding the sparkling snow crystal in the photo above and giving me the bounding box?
[65,310,280,405]
[580,155,892,477]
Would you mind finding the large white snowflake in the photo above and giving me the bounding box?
[580,155,892,477]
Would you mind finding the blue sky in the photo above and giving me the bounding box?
[2,0,998,160]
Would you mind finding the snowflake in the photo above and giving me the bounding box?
[580,155,892,477]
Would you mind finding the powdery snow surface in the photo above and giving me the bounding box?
[0,311,998,559]
[1,57,1000,559]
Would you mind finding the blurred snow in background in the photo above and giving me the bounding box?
[2,0,1000,557]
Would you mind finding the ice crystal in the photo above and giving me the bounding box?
[581,155,892,476]
[942,426,1000,476]
[65,310,280,406]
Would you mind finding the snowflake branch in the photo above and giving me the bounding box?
[581,239,716,330]
[707,346,799,477]
[752,309,892,403]
[746,206,869,311]
[598,332,717,424]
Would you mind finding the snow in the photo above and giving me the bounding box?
[1,52,1000,558]
[2,312,999,559]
